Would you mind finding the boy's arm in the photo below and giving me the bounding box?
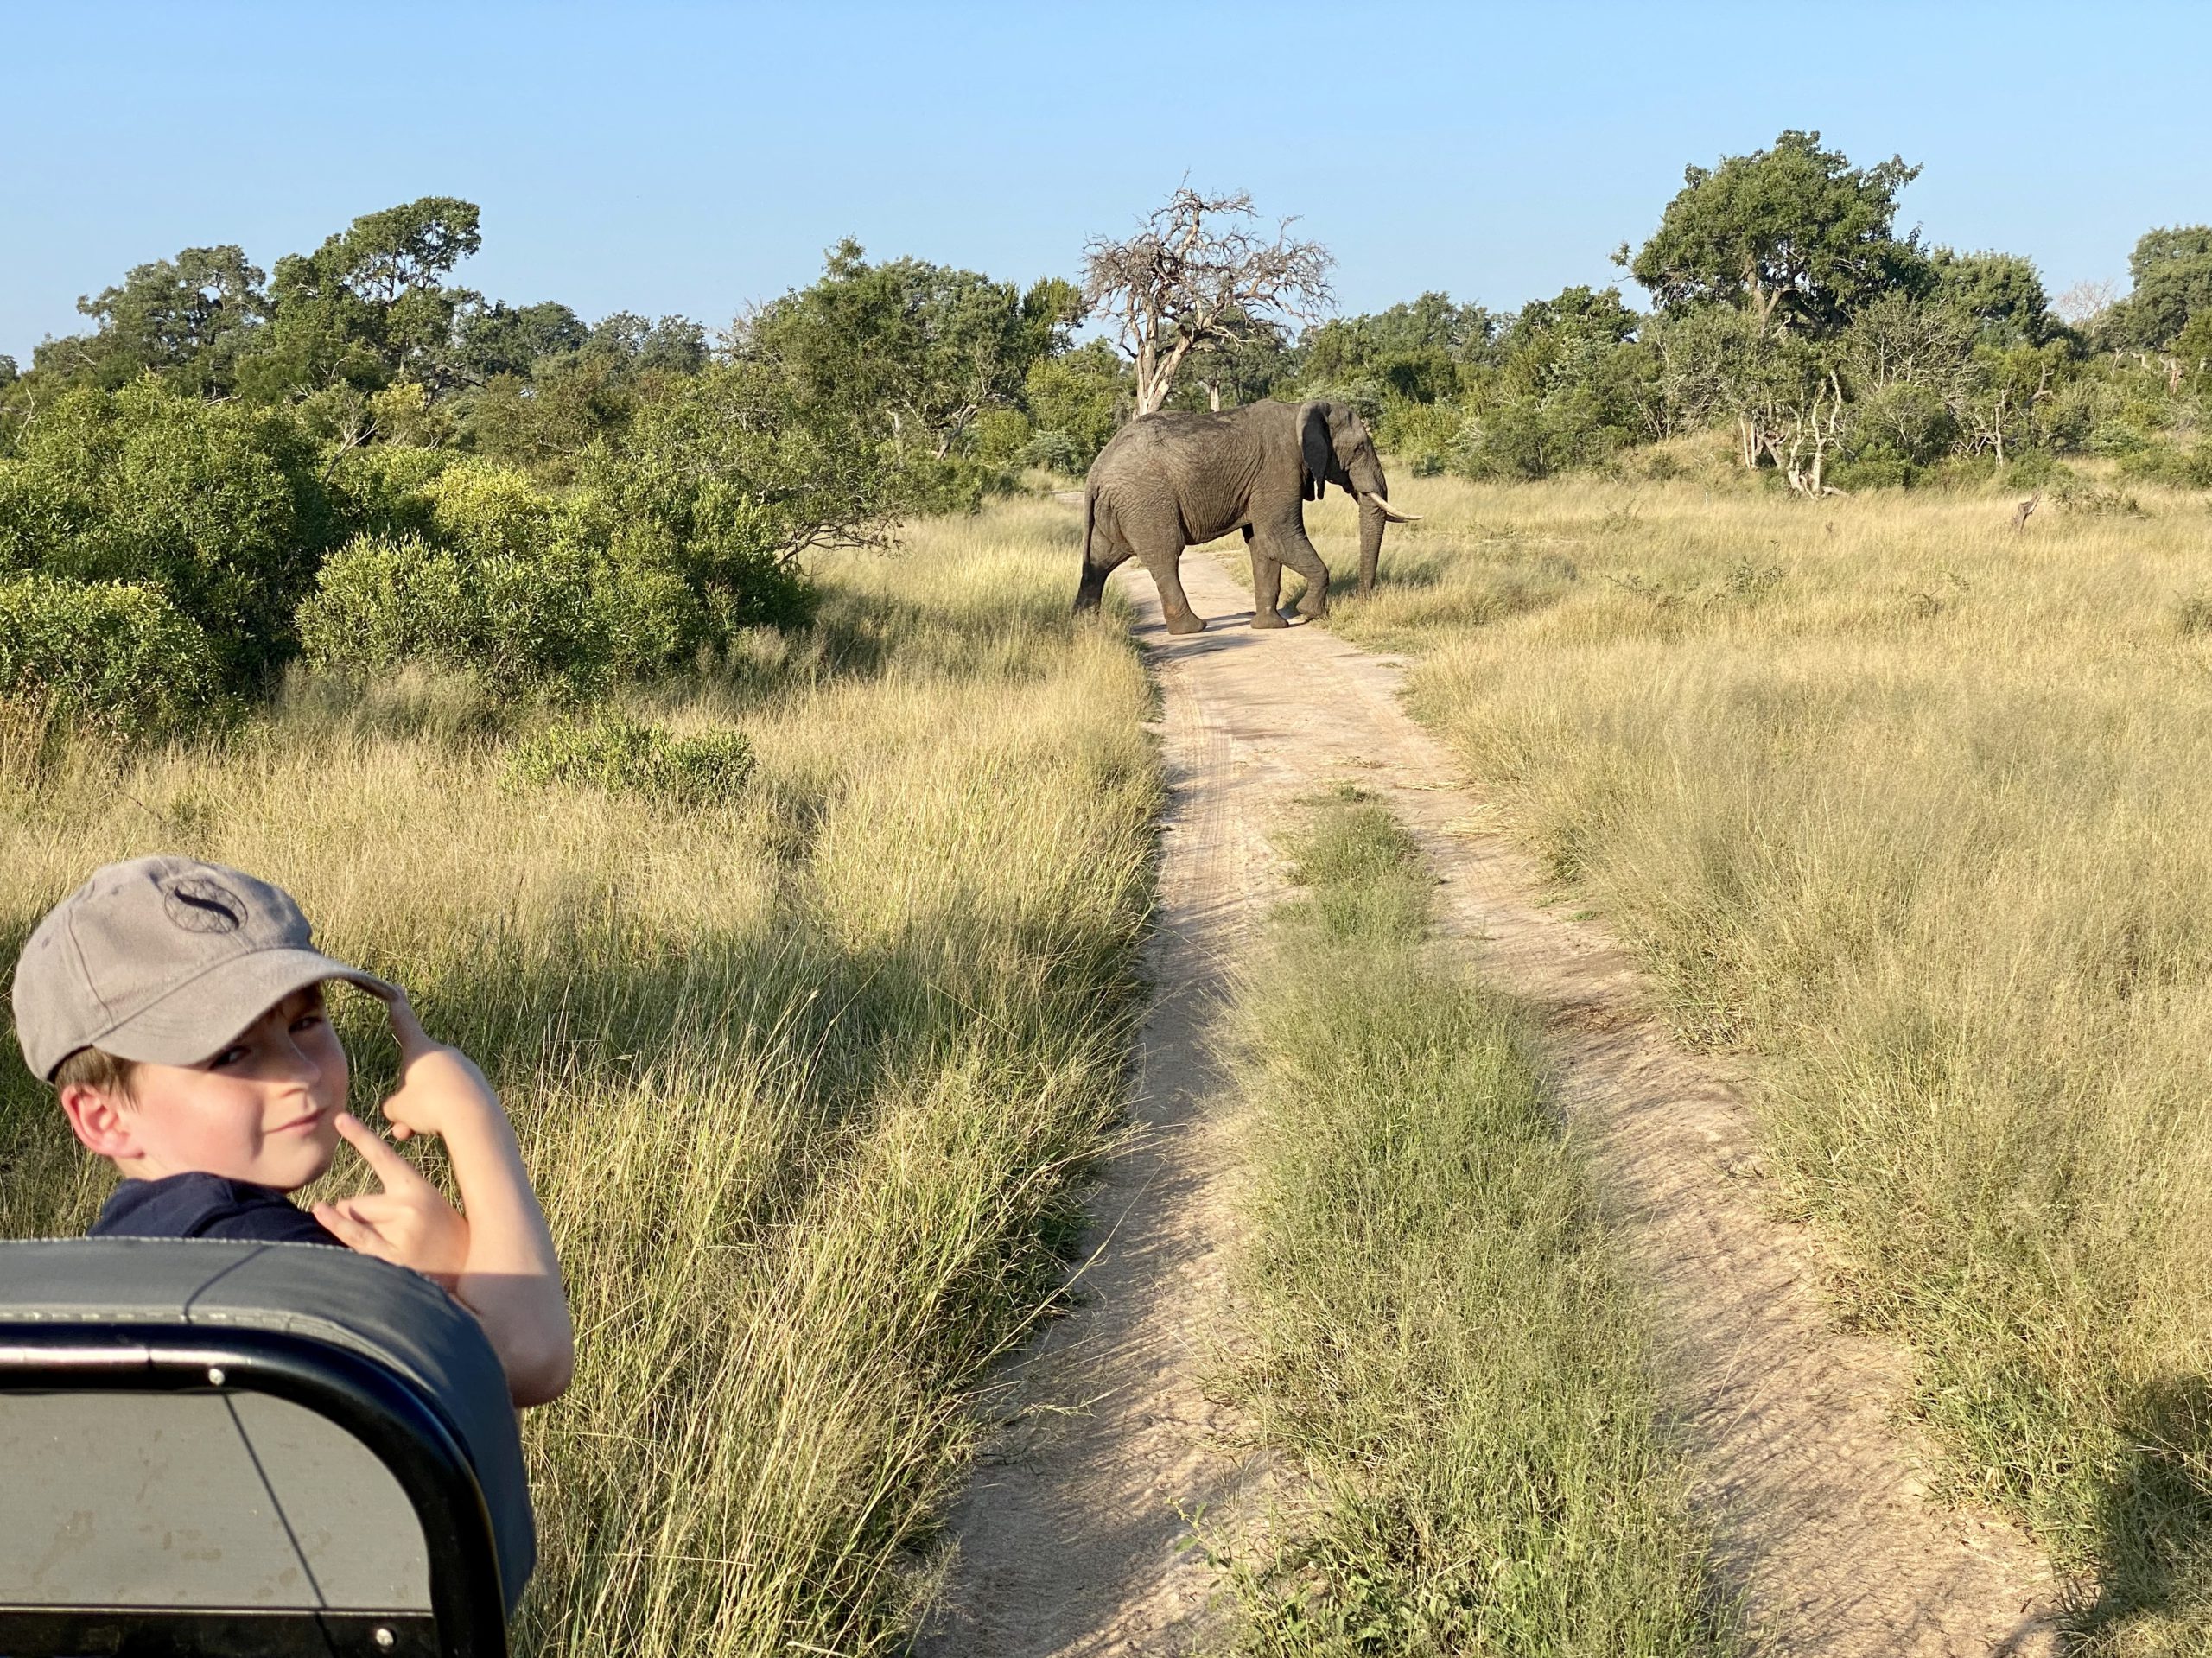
[325,996,575,1407]
[415,1056,575,1407]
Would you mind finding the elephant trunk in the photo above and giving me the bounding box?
[1357,494,1386,599]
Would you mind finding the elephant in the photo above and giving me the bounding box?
[1071,397,1419,634]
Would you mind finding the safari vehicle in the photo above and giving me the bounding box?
[0,1239,534,1657]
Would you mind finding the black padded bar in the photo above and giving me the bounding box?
[0,1606,438,1657]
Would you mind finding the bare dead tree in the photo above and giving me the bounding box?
[2052,277,2120,331]
[1777,370,1849,497]
[1084,187,1333,416]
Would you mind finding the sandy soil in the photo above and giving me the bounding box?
[921,549,2062,1657]
[914,577,1277,1657]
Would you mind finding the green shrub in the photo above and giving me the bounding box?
[2054,476,2145,516]
[577,365,842,632]
[324,442,453,541]
[505,715,754,804]
[1375,396,1468,478]
[299,460,709,691]
[967,407,1033,470]
[2118,436,2212,487]
[1829,442,1914,491]
[1017,429,1080,474]
[0,378,335,690]
[1022,340,1128,470]
[0,573,224,737]
[299,527,699,692]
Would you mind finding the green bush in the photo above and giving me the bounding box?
[1022,340,1128,471]
[1373,396,1466,475]
[300,527,698,692]
[324,442,453,541]
[2118,435,2212,487]
[967,407,1033,470]
[2054,475,2146,516]
[1017,429,1080,474]
[0,573,224,737]
[577,365,842,632]
[505,715,754,804]
[0,378,335,691]
[298,461,707,691]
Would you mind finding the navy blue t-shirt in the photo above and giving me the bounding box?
[91,1172,342,1247]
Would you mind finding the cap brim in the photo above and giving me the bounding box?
[87,948,399,1071]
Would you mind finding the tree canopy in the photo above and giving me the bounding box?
[2112,226,2212,348]
[744,240,1082,463]
[1625,130,1925,336]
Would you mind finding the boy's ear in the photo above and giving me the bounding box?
[59,1083,140,1161]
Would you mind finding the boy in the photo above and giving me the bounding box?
[10,854,574,1407]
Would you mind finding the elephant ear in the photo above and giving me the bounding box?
[1299,401,1333,503]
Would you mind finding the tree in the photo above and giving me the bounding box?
[586,312,709,376]
[1454,286,1661,477]
[744,241,1082,464]
[582,358,897,585]
[2053,278,2120,331]
[31,245,268,396]
[1928,249,2052,346]
[1022,340,1131,469]
[1299,292,1497,403]
[1177,309,1293,411]
[1624,130,1925,336]
[238,197,486,399]
[2108,226,2212,348]
[1084,187,1332,416]
[454,300,589,381]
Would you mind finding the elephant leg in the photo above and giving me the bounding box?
[1278,523,1332,619]
[1073,534,1129,614]
[1246,525,1289,629]
[1145,549,1206,634]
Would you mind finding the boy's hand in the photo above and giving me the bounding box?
[313,1111,469,1289]
[373,992,499,1145]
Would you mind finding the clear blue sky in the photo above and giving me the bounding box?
[4,1,2207,363]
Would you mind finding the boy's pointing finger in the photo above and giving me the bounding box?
[334,1110,428,1185]
[383,993,437,1058]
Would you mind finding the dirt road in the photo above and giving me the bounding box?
[923,549,2061,1656]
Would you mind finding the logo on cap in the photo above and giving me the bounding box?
[161,876,246,934]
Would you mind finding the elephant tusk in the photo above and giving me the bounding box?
[1360,492,1423,524]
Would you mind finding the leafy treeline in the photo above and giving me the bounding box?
[0,202,1121,731]
[1275,132,2212,492]
[4,135,2209,734]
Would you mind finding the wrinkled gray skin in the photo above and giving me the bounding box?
[1072,398,1412,633]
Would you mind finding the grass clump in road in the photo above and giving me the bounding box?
[1217,791,1736,1657]
[1318,467,2212,1651]
[0,498,1157,1657]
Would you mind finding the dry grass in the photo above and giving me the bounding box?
[0,499,1160,1655]
[1306,461,2212,1652]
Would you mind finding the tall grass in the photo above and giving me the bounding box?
[1217,790,1735,1656]
[0,499,1160,1655]
[1313,464,2212,1652]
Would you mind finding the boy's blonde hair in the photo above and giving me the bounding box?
[52,1046,137,1099]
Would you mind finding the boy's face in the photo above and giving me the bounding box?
[60,985,351,1190]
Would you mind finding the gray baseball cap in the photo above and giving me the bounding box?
[10,855,397,1081]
